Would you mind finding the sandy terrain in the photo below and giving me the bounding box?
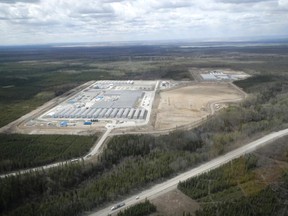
[155,83,244,130]
[151,189,199,216]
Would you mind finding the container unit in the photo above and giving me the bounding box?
[75,108,85,118]
[62,109,70,118]
[84,121,92,125]
[69,109,80,118]
[81,108,91,118]
[105,108,113,118]
[87,108,97,118]
[92,108,102,118]
[64,108,76,118]
[68,109,77,118]
[110,109,118,118]
[98,108,108,118]
[53,108,65,118]
[88,108,96,118]
[54,109,65,118]
[70,108,82,118]
[53,112,59,118]
[58,108,70,118]
[121,108,130,118]
[59,109,70,118]
[127,109,135,119]
[58,111,65,119]
[139,109,146,119]
[133,109,140,119]
[116,108,124,118]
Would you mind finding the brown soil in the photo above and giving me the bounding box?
[155,83,243,130]
[151,189,199,216]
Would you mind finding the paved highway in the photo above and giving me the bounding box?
[90,128,288,216]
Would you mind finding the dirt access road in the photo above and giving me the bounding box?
[0,81,95,134]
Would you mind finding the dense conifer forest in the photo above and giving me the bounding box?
[178,153,288,216]
[117,200,156,216]
[0,134,97,173]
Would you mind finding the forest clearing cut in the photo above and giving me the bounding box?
[155,83,244,130]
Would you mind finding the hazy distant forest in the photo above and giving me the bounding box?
[1,44,288,215]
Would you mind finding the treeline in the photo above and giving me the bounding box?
[234,75,283,92]
[178,155,288,216]
[178,155,258,200]
[199,76,288,156]
[195,188,285,216]
[2,76,288,215]
[0,133,206,216]
[0,134,97,173]
[117,200,156,216]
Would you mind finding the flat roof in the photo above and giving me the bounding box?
[201,74,217,80]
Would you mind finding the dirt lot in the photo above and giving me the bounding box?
[151,189,199,216]
[155,83,244,130]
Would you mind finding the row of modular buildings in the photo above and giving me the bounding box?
[51,107,147,120]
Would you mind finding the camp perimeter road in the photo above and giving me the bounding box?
[90,128,288,216]
[0,81,160,178]
[0,127,112,178]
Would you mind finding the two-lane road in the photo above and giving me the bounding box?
[0,127,112,178]
[90,128,288,216]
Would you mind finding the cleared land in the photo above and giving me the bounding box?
[155,83,244,130]
[151,189,199,216]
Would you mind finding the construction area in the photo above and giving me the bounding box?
[154,82,245,130]
[34,80,158,130]
[190,68,250,82]
[43,82,148,121]
[4,69,248,135]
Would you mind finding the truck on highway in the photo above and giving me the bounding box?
[111,202,125,211]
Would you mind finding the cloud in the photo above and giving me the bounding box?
[217,0,272,4]
[0,0,288,45]
[0,0,39,3]
[278,0,288,7]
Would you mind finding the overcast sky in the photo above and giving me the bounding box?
[1,0,288,45]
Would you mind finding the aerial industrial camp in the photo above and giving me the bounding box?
[4,67,249,135]
[33,80,159,130]
[1,0,288,215]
